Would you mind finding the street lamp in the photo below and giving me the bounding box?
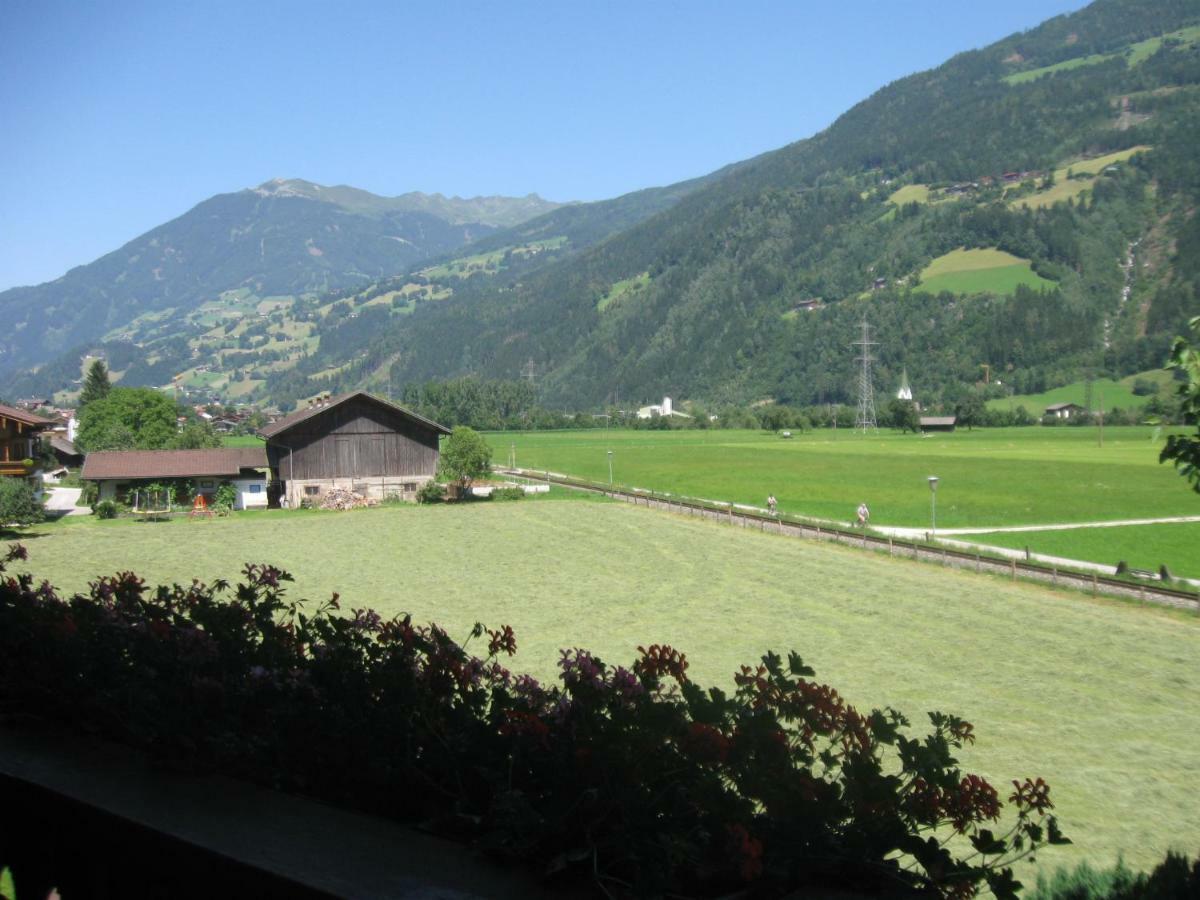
[607,450,614,487]
[927,475,939,539]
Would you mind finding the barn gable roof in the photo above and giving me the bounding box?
[82,447,268,481]
[258,391,451,439]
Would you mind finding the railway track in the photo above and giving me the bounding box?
[497,468,1200,612]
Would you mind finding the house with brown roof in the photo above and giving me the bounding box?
[259,392,450,507]
[1045,402,1086,420]
[919,416,957,432]
[81,448,269,509]
[0,403,53,486]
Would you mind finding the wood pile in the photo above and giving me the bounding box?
[318,488,378,510]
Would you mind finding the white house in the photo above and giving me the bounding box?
[636,396,692,420]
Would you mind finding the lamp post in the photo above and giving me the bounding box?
[927,475,939,539]
[607,450,614,487]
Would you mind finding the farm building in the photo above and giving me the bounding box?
[81,448,269,509]
[919,416,957,432]
[259,392,450,507]
[1045,402,1086,420]
[0,403,53,487]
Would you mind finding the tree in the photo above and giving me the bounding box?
[437,426,492,493]
[955,393,987,431]
[76,388,178,452]
[1160,316,1200,493]
[0,478,44,529]
[169,421,222,450]
[885,397,921,433]
[78,359,112,408]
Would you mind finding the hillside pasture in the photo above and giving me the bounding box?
[597,271,651,312]
[1002,27,1200,85]
[886,183,931,205]
[913,247,1057,296]
[984,372,1161,415]
[11,500,1200,877]
[1011,147,1151,211]
[493,427,1197,529]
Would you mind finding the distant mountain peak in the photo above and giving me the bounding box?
[248,178,563,227]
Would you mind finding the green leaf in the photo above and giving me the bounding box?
[969,829,1007,855]
[787,651,815,677]
[1047,816,1072,845]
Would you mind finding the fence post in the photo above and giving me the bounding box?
[975,553,981,573]
[1092,573,1098,597]
[942,549,947,567]
[912,541,918,559]
[728,504,734,525]
[1011,559,1017,581]
[1052,566,1057,586]
[888,537,893,557]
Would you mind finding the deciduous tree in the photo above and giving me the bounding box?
[437,426,492,493]
[1160,316,1200,493]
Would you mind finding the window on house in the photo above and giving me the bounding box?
[304,485,320,496]
[199,480,215,489]
[249,483,262,493]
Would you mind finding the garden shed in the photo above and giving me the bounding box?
[258,392,450,507]
[81,448,269,508]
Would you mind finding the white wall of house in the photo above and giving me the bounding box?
[235,477,268,509]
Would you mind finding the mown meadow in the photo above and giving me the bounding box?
[10,498,1200,878]
[488,426,1197,529]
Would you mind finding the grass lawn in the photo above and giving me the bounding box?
[914,248,1056,296]
[10,499,1200,877]
[492,427,1198,529]
[968,521,1200,581]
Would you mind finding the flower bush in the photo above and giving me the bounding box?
[0,545,1066,898]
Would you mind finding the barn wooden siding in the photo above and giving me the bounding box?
[266,396,439,481]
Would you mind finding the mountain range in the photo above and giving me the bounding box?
[4,0,1200,414]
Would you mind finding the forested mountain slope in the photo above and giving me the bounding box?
[320,0,1200,411]
[0,180,560,383]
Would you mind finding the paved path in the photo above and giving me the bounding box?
[718,501,1200,588]
[44,486,88,517]
[876,515,1200,538]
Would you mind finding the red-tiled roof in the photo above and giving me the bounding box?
[0,403,53,429]
[259,391,450,438]
[81,447,267,481]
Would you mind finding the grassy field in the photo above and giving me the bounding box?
[984,374,1161,415]
[969,521,1200,580]
[887,184,931,205]
[1002,27,1200,85]
[1012,147,1151,211]
[493,427,1197,529]
[10,499,1199,877]
[914,248,1057,296]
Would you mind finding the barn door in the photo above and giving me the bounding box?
[335,437,355,475]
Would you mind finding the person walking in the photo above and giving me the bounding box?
[856,501,870,527]
[767,494,777,516]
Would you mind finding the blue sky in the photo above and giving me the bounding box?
[0,0,1089,291]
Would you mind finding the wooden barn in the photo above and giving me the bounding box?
[259,392,450,506]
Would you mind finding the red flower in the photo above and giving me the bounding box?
[682,722,731,763]
[487,625,517,656]
[635,644,689,682]
[1009,777,1053,813]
